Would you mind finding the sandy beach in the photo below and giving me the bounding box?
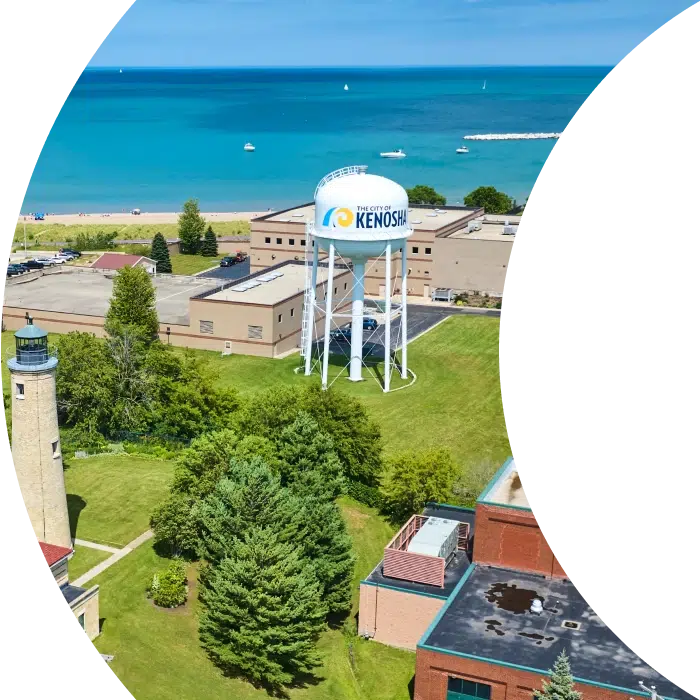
[18,211,269,226]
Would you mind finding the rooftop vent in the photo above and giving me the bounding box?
[561,620,581,630]
[530,599,543,615]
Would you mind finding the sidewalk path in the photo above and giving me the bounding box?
[74,538,121,554]
[73,530,153,587]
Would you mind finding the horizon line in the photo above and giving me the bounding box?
[86,63,615,70]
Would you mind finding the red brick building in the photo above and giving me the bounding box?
[360,458,693,700]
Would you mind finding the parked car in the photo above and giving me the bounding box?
[330,327,352,342]
[59,248,81,258]
[220,256,236,267]
[363,317,379,331]
[33,257,56,266]
[49,256,66,264]
[7,264,24,277]
[22,259,46,270]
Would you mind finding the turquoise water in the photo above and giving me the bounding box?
[23,66,610,213]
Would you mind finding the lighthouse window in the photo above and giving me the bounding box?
[16,383,24,399]
[52,439,60,459]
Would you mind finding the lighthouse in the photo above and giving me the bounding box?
[7,317,71,549]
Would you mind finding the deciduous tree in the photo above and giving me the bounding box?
[464,185,514,214]
[178,198,207,254]
[104,265,159,341]
[406,184,447,206]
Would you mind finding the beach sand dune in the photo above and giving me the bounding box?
[18,211,268,226]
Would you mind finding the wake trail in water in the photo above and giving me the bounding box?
[463,133,561,141]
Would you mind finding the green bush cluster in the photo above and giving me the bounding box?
[149,559,188,608]
[74,230,118,251]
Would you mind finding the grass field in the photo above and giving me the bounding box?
[92,497,415,700]
[184,315,510,470]
[13,220,250,244]
[170,254,221,276]
[68,545,112,580]
[63,455,175,548]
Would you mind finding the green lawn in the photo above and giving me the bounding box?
[64,455,175,548]
[170,254,221,276]
[13,220,250,244]
[185,315,510,471]
[68,545,112,580]
[92,497,415,700]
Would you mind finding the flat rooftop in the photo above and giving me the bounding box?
[447,217,517,243]
[362,505,475,599]
[204,261,347,306]
[478,458,530,509]
[421,565,693,700]
[255,203,480,233]
[3,269,220,325]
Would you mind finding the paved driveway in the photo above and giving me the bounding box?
[197,259,250,281]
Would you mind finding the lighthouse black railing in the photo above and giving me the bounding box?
[15,341,53,366]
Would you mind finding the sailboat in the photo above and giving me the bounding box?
[482,80,486,90]
[344,84,349,91]
[119,68,123,74]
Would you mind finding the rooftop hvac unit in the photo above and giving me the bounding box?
[503,225,518,235]
[406,517,460,559]
[468,221,482,233]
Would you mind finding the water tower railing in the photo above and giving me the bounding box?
[314,165,367,199]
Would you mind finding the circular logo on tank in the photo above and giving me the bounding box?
[322,207,354,228]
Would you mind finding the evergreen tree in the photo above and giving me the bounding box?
[195,458,301,565]
[178,198,206,254]
[198,527,327,691]
[534,651,582,700]
[200,225,219,257]
[277,412,344,496]
[104,265,159,341]
[150,232,172,273]
[292,487,355,617]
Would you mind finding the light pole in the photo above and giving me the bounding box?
[638,681,665,700]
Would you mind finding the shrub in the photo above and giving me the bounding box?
[149,559,188,608]
[346,481,383,508]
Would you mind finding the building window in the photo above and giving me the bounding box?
[301,239,306,246]
[276,238,282,245]
[278,314,282,323]
[425,247,432,255]
[16,383,24,400]
[289,239,295,246]
[78,613,85,630]
[52,439,60,459]
[412,246,419,254]
[334,287,337,295]
[265,237,271,244]
[290,308,295,318]
[199,320,214,335]
[248,325,263,340]
[344,282,347,290]
[447,678,492,700]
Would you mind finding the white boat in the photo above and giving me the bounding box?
[456,146,469,154]
[344,84,349,91]
[482,80,486,90]
[380,149,406,159]
[243,142,255,152]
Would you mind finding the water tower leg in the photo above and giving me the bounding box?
[349,260,365,381]
[321,242,335,390]
[401,243,408,379]
[384,243,392,392]
[304,242,319,376]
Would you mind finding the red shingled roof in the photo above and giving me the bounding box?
[91,253,154,270]
[39,541,73,567]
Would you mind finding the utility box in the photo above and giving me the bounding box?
[407,517,460,560]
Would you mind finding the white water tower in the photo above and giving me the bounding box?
[302,165,412,392]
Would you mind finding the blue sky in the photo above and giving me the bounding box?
[90,0,698,67]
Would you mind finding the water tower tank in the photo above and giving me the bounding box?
[314,168,411,260]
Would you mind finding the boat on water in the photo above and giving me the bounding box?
[344,84,349,91]
[482,80,486,90]
[456,146,469,154]
[243,142,255,152]
[380,149,406,159]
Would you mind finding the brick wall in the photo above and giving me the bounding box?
[472,504,566,578]
[415,647,634,700]
[359,583,445,650]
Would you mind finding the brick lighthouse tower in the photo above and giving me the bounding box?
[7,316,71,549]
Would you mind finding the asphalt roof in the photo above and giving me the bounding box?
[421,565,695,700]
[362,506,475,599]
[60,584,88,606]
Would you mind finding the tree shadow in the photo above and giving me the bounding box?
[67,494,86,540]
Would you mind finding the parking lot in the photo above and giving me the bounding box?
[314,304,499,355]
[197,259,250,281]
